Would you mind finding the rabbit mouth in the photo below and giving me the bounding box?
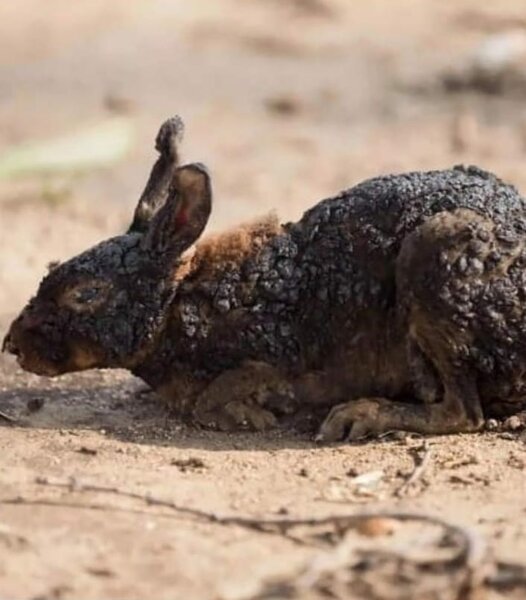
[17,352,61,377]
[3,326,65,376]
[14,346,62,376]
[4,315,106,376]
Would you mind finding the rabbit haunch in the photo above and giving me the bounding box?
[5,116,526,440]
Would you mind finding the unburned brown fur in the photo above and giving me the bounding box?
[191,213,281,276]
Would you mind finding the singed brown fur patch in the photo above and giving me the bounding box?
[184,213,282,279]
[69,344,104,371]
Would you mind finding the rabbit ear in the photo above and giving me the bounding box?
[128,116,185,234]
[142,163,212,257]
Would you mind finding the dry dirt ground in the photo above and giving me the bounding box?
[2,1,526,598]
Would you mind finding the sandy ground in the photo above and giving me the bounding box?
[2,1,526,598]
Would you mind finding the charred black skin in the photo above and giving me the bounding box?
[5,117,526,440]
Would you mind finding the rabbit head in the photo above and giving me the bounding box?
[2,117,212,376]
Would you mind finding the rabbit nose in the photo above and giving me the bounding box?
[16,308,44,331]
[2,332,19,356]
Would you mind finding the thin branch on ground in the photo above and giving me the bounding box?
[2,474,525,594]
[0,409,17,424]
[394,440,433,498]
[486,561,526,590]
[30,475,481,564]
[0,493,308,546]
[0,496,185,520]
[7,474,526,593]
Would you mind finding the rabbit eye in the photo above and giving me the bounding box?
[62,281,110,311]
[73,286,105,304]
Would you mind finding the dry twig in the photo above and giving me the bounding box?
[6,474,526,595]
[0,409,17,424]
[28,476,481,562]
[394,440,433,497]
[1,474,525,595]
[486,561,526,591]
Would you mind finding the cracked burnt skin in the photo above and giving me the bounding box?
[5,233,175,376]
[5,116,526,440]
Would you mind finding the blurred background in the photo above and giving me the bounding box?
[2,0,526,316]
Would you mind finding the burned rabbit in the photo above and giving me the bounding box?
[4,117,526,440]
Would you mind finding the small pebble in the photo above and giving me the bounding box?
[357,517,398,537]
[485,419,499,431]
[77,446,98,456]
[265,95,302,116]
[171,457,207,472]
[503,415,523,431]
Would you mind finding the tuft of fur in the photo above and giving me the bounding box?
[189,213,282,279]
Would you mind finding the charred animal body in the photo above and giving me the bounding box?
[5,117,526,440]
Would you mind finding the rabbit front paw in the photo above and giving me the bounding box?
[194,398,278,432]
[316,398,387,442]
